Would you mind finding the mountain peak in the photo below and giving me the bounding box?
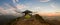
[7,14,50,25]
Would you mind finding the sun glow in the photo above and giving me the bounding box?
[38,12,60,16]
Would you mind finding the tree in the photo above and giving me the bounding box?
[22,10,32,15]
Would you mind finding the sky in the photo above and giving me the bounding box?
[0,0,60,16]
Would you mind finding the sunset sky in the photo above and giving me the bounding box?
[0,0,60,16]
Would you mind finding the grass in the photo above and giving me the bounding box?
[24,14,31,19]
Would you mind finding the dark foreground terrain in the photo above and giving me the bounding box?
[6,14,51,25]
[0,14,60,25]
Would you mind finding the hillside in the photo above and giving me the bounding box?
[7,14,51,25]
[0,15,19,25]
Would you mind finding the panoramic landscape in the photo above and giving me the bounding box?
[0,0,60,25]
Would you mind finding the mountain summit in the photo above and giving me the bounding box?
[7,14,50,25]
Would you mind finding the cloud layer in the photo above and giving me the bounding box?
[40,0,50,2]
[0,3,24,17]
[0,0,29,17]
[12,0,19,3]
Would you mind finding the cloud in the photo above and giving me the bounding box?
[12,0,22,10]
[12,0,28,9]
[0,3,24,17]
[0,7,3,12]
[0,7,16,15]
[3,3,16,9]
[50,4,56,8]
[40,0,50,2]
[12,0,19,3]
[0,0,29,16]
[0,7,9,15]
[16,4,26,9]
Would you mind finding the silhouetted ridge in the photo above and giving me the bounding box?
[34,14,48,23]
